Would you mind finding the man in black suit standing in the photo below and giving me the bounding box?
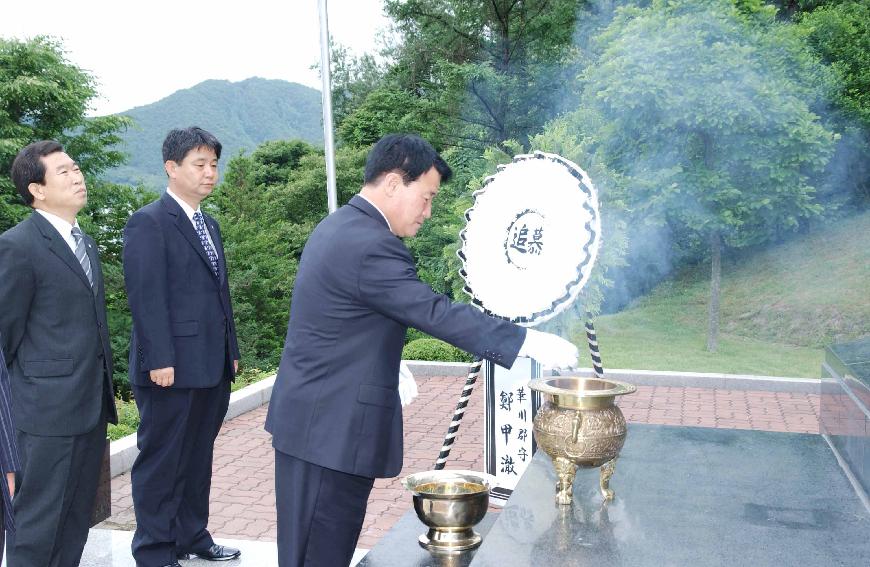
[123,127,241,567]
[0,140,117,566]
[266,134,579,566]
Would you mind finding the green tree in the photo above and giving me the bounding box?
[798,0,870,207]
[213,140,368,369]
[768,1,834,21]
[570,0,836,351]
[329,42,386,127]
[378,0,584,151]
[338,87,440,147]
[0,36,130,232]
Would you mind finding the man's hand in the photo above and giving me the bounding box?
[234,359,239,373]
[150,366,175,387]
[517,329,579,369]
[6,472,15,497]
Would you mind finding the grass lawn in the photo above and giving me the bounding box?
[576,212,869,378]
[591,307,823,378]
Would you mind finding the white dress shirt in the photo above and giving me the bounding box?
[165,188,218,254]
[35,209,80,254]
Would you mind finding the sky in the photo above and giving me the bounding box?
[0,0,392,116]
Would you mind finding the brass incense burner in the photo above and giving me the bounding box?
[404,470,492,553]
[529,377,636,505]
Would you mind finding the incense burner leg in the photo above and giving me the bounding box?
[554,457,577,506]
[600,458,616,501]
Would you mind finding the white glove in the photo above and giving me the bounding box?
[517,329,579,369]
[398,361,418,407]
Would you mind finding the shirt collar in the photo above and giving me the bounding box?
[35,209,79,238]
[357,193,392,232]
[166,188,201,221]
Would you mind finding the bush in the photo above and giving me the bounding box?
[402,338,474,363]
[107,398,140,441]
[112,371,132,402]
[230,367,276,392]
[404,327,429,345]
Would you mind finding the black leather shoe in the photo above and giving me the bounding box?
[159,563,182,567]
[178,544,241,561]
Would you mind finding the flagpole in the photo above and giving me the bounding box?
[318,0,338,214]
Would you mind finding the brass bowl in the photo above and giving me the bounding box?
[404,470,493,553]
[529,377,636,504]
[530,377,636,410]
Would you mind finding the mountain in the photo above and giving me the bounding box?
[104,77,323,188]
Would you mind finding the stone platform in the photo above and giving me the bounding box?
[472,425,869,566]
[361,425,870,566]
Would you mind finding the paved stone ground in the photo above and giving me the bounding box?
[101,378,822,550]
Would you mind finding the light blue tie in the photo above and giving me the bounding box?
[193,212,219,277]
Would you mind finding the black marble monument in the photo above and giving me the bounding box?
[821,337,870,495]
[365,424,870,566]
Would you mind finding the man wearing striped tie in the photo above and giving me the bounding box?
[123,127,241,567]
[0,140,118,566]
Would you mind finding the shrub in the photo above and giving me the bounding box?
[107,398,140,441]
[404,327,429,345]
[231,367,276,392]
[402,338,474,363]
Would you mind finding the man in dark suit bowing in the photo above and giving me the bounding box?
[123,127,241,567]
[0,140,118,566]
[265,134,579,567]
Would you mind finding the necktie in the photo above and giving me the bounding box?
[193,211,219,277]
[70,226,94,287]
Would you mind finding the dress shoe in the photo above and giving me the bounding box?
[177,543,241,561]
[158,563,182,567]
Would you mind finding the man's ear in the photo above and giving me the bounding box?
[28,182,45,202]
[164,160,177,179]
[383,172,403,197]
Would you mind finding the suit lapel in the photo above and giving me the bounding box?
[29,213,92,292]
[161,193,217,279]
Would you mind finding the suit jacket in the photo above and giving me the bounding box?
[123,192,240,388]
[0,340,20,531]
[0,212,117,437]
[265,195,526,479]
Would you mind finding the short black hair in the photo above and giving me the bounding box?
[162,126,222,164]
[10,140,65,206]
[363,134,452,185]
